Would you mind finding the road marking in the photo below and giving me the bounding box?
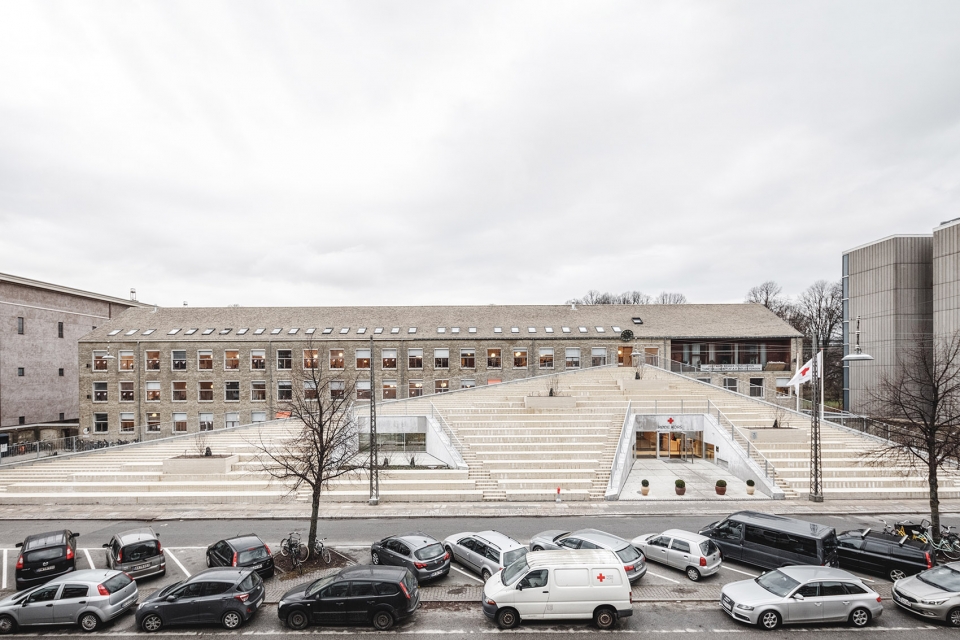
[164,548,191,577]
[451,565,484,583]
[644,569,681,584]
[2,548,6,589]
[163,546,208,550]
[720,565,758,577]
[83,548,96,570]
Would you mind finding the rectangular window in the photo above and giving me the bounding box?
[146,412,160,432]
[198,350,213,370]
[224,350,240,370]
[382,380,397,399]
[173,413,187,432]
[330,380,345,399]
[487,348,502,368]
[303,349,318,369]
[409,380,423,397]
[304,380,318,400]
[461,348,475,368]
[513,349,528,368]
[435,379,450,393]
[356,349,371,370]
[172,350,187,370]
[172,381,187,401]
[199,381,214,401]
[382,349,397,369]
[93,351,109,371]
[57,321,63,338]
[120,381,134,402]
[120,412,135,433]
[58,368,64,377]
[225,381,240,401]
[225,412,239,428]
[146,381,160,401]
[251,381,266,401]
[119,351,134,371]
[723,377,738,392]
[461,379,476,389]
[565,348,580,368]
[749,377,764,398]
[277,349,293,370]
[591,347,607,367]
[329,349,344,370]
[251,349,266,369]
[408,348,423,369]
[277,381,292,401]
[94,412,108,433]
[434,348,449,369]
[94,382,108,402]
[17,317,24,334]
[199,412,214,431]
[357,380,371,399]
[17,367,24,377]
[251,411,266,423]
[146,351,160,370]
[539,348,554,369]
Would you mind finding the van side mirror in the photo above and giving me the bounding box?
[792,593,804,601]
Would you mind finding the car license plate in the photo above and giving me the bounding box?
[133,563,150,571]
[35,566,56,572]
[893,593,909,608]
[429,569,444,577]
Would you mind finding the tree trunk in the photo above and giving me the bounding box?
[929,453,941,543]
[308,489,321,550]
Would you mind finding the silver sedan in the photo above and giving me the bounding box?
[892,562,960,626]
[720,566,882,630]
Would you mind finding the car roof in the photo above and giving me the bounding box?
[337,565,406,580]
[840,529,933,551]
[527,549,621,568]
[726,511,835,539]
[778,566,860,581]
[225,535,265,549]
[48,569,124,584]
[189,568,250,582]
[117,528,158,545]
[573,529,630,549]
[660,529,711,545]
[393,533,440,549]
[474,531,524,550]
[23,530,69,550]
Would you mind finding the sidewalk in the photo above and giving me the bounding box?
[0,498,954,521]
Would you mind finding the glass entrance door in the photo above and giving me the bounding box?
[657,431,700,461]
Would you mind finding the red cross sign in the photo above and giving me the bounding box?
[801,366,810,376]
[596,573,606,582]
[667,417,674,425]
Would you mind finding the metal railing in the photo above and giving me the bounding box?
[430,402,466,456]
[605,401,633,500]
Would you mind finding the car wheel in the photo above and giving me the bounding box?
[287,610,309,630]
[849,607,871,628]
[758,610,781,631]
[0,615,17,635]
[686,567,701,581]
[496,608,519,629]
[532,546,544,552]
[372,611,394,630]
[372,551,381,564]
[221,611,243,630]
[79,612,100,632]
[889,568,906,581]
[948,607,960,628]
[481,568,492,582]
[141,614,163,633]
[594,607,617,630]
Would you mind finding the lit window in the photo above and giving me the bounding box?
[322,328,333,334]
[562,327,571,333]
[172,381,187,401]
[565,348,580,368]
[528,327,536,333]
[461,348,475,368]
[437,327,446,334]
[142,329,155,336]
[94,413,108,433]
[278,381,292,401]
[596,326,605,333]
[108,329,122,336]
[539,348,554,369]
[251,349,266,369]
[185,328,198,335]
[200,413,214,431]
[468,327,477,333]
[120,413,135,433]
[146,381,160,401]
[461,379,476,389]
[408,327,417,334]
[304,381,318,400]
[408,349,423,369]
[146,351,160,370]
[511,327,519,333]
[199,381,214,401]
[237,328,249,335]
[173,413,187,432]
[612,326,621,332]
[339,328,349,334]
[382,349,397,369]
[202,328,215,335]
[254,328,265,335]
[409,380,423,397]
[329,349,344,370]
[435,379,450,393]
[579,327,588,333]
[356,349,371,369]
[303,349,318,369]
[356,380,371,400]
[224,350,240,370]
[591,347,607,366]
[271,328,282,335]
[288,328,299,335]
[545,327,554,333]
[219,328,232,335]
[487,349,501,368]
[93,351,109,371]
[119,351,134,370]
[513,349,528,368]
[305,328,316,335]
[382,380,397,399]
[172,350,187,370]
[451,327,460,334]
[251,381,266,401]
[93,382,108,402]
[434,349,450,369]
[146,413,160,432]
[374,328,383,334]
[225,381,240,401]
[357,327,366,334]
[167,329,181,335]
[125,329,138,336]
[330,380,345,399]
[391,327,400,334]
[198,350,213,370]
[277,350,293,370]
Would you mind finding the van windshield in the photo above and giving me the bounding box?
[755,570,800,597]
[502,557,529,585]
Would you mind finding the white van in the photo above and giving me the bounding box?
[481,549,633,629]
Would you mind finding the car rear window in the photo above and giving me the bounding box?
[102,573,133,594]
[414,543,444,561]
[122,541,161,562]
[25,547,64,563]
[238,546,269,564]
[25,533,65,550]
[616,545,641,563]
[238,572,262,592]
[700,540,718,556]
[503,547,527,567]
[376,581,400,595]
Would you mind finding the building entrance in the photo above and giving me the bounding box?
[635,429,704,461]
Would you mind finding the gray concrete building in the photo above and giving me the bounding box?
[78,304,801,438]
[934,217,960,341]
[0,272,148,439]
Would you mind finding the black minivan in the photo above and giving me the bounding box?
[699,511,838,570]
[838,529,934,581]
[15,530,79,590]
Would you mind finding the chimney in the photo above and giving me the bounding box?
[571,303,577,310]
[130,288,137,301]
[183,301,188,306]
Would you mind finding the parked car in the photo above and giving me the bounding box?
[14,530,79,590]
[0,569,138,634]
[838,529,934,581]
[632,529,721,581]
[444,531,528,581]
[103,527,165,580]
[529,529,646,583]
[206,534,274,579]
[700,511,839,570]
[482,549,632,630]
[720,565,882,630]
[370,533,450,583]
[278,565,420,631]
[892,561,960,626]
[135,568,265,632]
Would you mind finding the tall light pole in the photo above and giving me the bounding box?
[809,333,823,502]
[368,334,380,506]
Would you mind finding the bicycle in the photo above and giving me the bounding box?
[312,537,332,564]
[280,532,309,573]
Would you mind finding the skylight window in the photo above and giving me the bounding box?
[408,327,417,334]
[596,326,605,333]
[632,317,643,325]
[288,328,299,334]
[271,328,282,335]
[451,327,460,334]
[562,327,571,333]
[125,329,139,336]
[374,327,383,334]
[357,328,366,334]
[437,327,446,333]
[494,327,502,333]
[612,326,621,332]
[220,328,232,335]
[528,327,536,333]
[511,327,519,333]
[545,327,554,333]
[468,327,477,333]
[142,329,156,336]
[108,329,122,336]
[167,329,181,335]
[253,328,265,335]
[237,328,249,335]
[340,328,349,334]
[185,328,199,335]
[305,328,316,334]
[322,328,333,334]
[202,328,215,335]
[391,327,400,334]
[579,327,588,333]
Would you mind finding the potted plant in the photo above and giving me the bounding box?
[746,479,755,495]
[674,479,686,496]
[715,479,727,496]
[640,479,650,496]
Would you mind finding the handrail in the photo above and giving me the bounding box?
[604,400,633,500]
[429,402,466,456]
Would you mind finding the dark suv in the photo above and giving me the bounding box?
[206,534,274,578]
[838,529,934,581]
[278,565,420,631]
[136,568,265,632]
[370,533,450,582]
[15,530,79,590]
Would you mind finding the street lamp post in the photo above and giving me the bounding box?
[809,334,823,503]
[368,335,380,506]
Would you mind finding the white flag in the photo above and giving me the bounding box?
[787,352,823,388]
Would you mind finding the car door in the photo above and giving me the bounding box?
[818,581,853,621]
[214,541,233,567]
[395,542,413,573]
[165,582,203,624]
[482,544,501,574]
[668,538,693,570]
[837,536,865,572]
[514,570,550,618]
[558,537,582,550]
[52,583,91,624]
[859,539,890,577]
[197,581,232,623]
[378,540,399,567]
[19,584,60,625]
[316,581,350,624]
[710,521,743,561]
[105,538,119,570]
[455,538,478,569]
[786,582,823,623]
[346,581,377,623]
[646,536,672,566]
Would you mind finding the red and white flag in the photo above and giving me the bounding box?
[787,352,822,388]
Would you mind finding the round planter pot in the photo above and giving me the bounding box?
[640,487,650,496]
[675,487,686,496]
[746,486,755,495]
[715,486,726,495]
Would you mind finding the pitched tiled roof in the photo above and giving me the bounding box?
[79,304,801,342]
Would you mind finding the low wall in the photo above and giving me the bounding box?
[162,454,239,475]
[524,396,577,409]
[747,428,806,443]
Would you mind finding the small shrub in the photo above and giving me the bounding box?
[716,479,727,488]
[675,479,685,488]
[641,479,649,487]
[746,479,755,487]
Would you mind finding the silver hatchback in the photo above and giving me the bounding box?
[0,569,138,634]
[633,529,722,581]
[103,527,165,580]
[892,562,960,626]
[443,531,528,581]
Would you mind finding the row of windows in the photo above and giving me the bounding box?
[92,347,615,372]
[13,367,65,377]
[92,411,255,433]
[15,317,65,338]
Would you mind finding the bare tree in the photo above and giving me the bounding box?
[794,280,843,350]
[653,291,687,305]
[567,290,652,305]
[745,281,792,321]
[251,352,362,549]
[618,290,652,305]
[868,331,960,539]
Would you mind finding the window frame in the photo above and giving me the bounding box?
[460,348,476,369]
[487,348,502,369]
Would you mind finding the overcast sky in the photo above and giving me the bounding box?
[1,2,958,308]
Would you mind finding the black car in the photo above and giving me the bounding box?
[15,530,79,590]
[371,533,450,583]
[136,567,265,632]
[278,565,420,631]
[838,529,934,581]
[206,534,274,578]
[699,511,839,570]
